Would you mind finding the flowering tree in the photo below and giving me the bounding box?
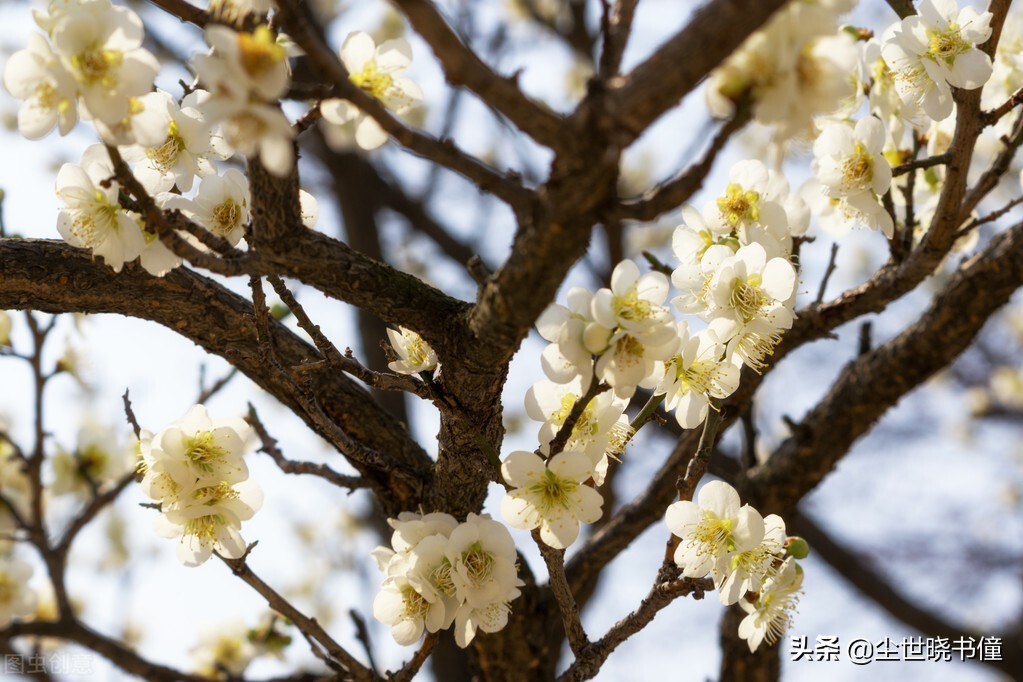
[0,0,1022,680]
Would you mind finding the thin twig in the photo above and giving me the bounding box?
[815,243,840,304]
[536,534,589,656]
[221,553,377,681]
[387,633,437,682]
[247,404,368,490]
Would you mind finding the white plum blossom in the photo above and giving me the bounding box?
[321,32,424,151]
[139,405,262,567]
[192,25,291,103]
[191,619,258,678]
[881,0,993,121]
[3,32,78,139]
[0,558,36,627]
[386,327,438,374]
[655,324,739,429]
[814,117,893,201]
[51,420,133,498]
[665,480,765,580]
[371,512,521,648]
[374,567,448,646]
[672,204,736,268]
[56,146,145,273]
[536,287,601,386]
[714,513,786,605]
[705,242,797,333]
[199,97,294,177]
[706,1,858,139]
[120,90,220,193]
[591,259,674,335]
[738,557,804,652]
[50,0,159,127]
[524,378,632,484]
[501,450,603,549]
[166,168,251,246]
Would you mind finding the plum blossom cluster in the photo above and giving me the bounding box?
[3,0,334,276]
[2,0,159,140]
[666,481,807,652]
[708,0,999,246]
[706,0,860,139]
[191,22,295,176]
[371,512,523,648]
[138,405,263,567]
[507,157,804,550]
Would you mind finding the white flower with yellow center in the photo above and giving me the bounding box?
[120,91,218,193]
[198,96,294,177]
[445,514,521,611]
[591,259,674,338]
[321,32,423,151]
[715,513,786,605]
[386,326,438,375]
[536,287,604,386]
[525,378,631,484]
[0,558,36,627]
[655,324,739,430]
[149,404,251,487]
[813,117,892,202]
[50,0,158,126]
[3,32,78,139]
[165,168,251,247]
[193,25,291,103]
[665,480,765,579]
[738,557,804,652]
[501,450,603,549]
[706,242,796,332]
[881,0,992,122]
[154,479,262,566]
[55,145,145,273]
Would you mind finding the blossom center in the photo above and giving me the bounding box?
[211,199,242,235]
[928,24,971,66]
[462,542,494,587]
[71,46,122,87]
[351,63,395,100]
[184,431,228,474]
[717,184,760,227]
[729,277,769,323]
[401,585,430,621]
[841,142,873,192]
[237,27,286,79]
[528,469,577,513]
[146,121,187,173]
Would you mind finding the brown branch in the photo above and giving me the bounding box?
[273,0,535,214]
[891,152,951,177]
[387,632,437,682]
[598,0,639,79]
[884,0,916,19]
[556,576,714,681]
[247,404,368,490]
[613,105,751,223]
[392,0,565,149]
[147,0,209,26]
[221,554,378,681]
[749,216,1023,517]
[605,0,789,143]
[536,538,589,656]
[792,512,1023,676]
[0,239,431,514]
